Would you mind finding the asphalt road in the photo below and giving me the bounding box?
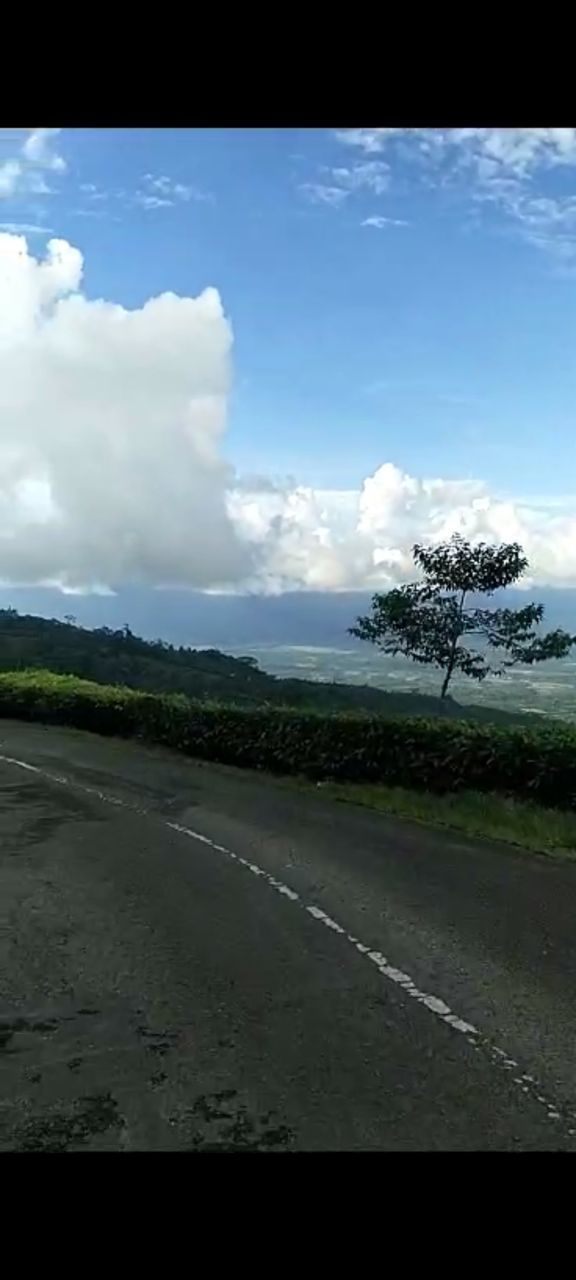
[2,719,576,1151]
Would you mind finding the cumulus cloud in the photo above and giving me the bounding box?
[231,463,576,593]
[0,232,251,592]
[1,231,575,597]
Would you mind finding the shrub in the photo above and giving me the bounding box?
[2,669,576,811]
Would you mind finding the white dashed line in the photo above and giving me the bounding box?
[1,748,574,1138]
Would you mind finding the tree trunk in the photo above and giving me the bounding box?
[440,589,466,699]
[440,666,453,699]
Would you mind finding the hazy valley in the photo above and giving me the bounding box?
[225,643,576,722]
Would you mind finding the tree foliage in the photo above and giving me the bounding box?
[350,534,576,698]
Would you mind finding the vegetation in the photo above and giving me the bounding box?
[351,535,576,699]
[0,607,552,728]
[307,781,576,858]
[2,567,575,854]
[3,670,576,816]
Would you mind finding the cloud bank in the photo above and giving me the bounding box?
[0,232,250,592]
[232,465,576,593]
[1,231,575,596]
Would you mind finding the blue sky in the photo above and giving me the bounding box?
[1,127,576,599]
[5,125,574,491]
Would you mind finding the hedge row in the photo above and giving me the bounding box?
[2,669,576,811]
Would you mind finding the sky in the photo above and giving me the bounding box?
[1,125,576,604]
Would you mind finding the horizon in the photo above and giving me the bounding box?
[2,582,576,653]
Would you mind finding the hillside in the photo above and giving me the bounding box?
[0,607,551,727]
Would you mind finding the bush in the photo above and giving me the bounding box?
[2,669,576,811]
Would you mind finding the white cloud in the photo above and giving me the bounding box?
[474,187,576,263]
[79,182,108,202]
[134,173,210,209]
[22,128,66,173]
[334,128,404,154]
[299,182,350,207]
[300,161,390,210]
[2,232,576,596]
[0,160,23,197]
[231,463,576,593]
[335,127,576,177]
[329,161,390,195]
[451,127,576,177]
[0,232,251,592]
[362,215,409,229]
[75,176,209,219]
[135,193,174,210]
[0,128,66,199]
[333,127,576,260]
[0,222,53,235]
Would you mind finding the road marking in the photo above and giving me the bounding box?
[1,748,575,1139]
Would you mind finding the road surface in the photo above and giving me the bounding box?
[2,718,576,1151]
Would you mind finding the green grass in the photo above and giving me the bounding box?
[305,780,576,858]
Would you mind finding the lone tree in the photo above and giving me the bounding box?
[350,534,575,700]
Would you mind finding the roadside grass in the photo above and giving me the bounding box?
[301,780,576,859]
